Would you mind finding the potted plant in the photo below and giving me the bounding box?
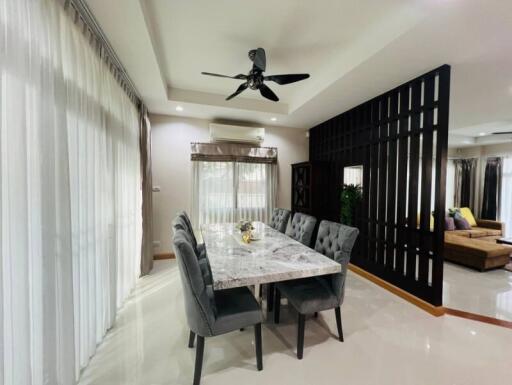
[340,184,362,226]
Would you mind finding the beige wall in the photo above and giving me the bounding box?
[150,114,309,253]
[448,142,512,158]
[447,143,512,215]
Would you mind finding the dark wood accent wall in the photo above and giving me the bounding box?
[291,161,331,218]
[308,65,450,306]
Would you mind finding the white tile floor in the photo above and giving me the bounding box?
[443,261,512,321]
[79,260,512,385]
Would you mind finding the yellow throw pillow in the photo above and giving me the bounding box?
[460,207,477,227]
[416,213,435,230]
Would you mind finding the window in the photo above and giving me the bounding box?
[192,161,276,226]
[500,157,512,237]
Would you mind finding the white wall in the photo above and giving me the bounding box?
[150,114,309,253]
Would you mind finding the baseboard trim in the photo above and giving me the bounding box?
[348,264,445,317]
[153,252,175,260]
[444,308,512,329]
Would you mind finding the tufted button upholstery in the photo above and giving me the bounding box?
[277,221,359,316]
[285,212,317,247]
[331,224,359,303]
[314,220,342,258]
[172,213,207,260]
[269,208,291,233]
[174,229,262,339]
[173,230,217,337]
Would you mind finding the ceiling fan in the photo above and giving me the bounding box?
[491,131,512,135]
[201,48,310,102]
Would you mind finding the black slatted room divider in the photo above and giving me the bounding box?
[309,65,450,306]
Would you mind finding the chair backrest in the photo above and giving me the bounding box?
[269,208,291,233]
[173,212,198,250]
[314,220,342,258]
[173,230,216,337]
[179,211,195,234]
[331,224,359,304]
[285,212,317,246]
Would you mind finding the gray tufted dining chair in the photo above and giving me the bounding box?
[172,215,213,285]
[175,211,207,257]
[275,220,359,359]
[173,230,263,385]
[269,208,291,233]
[285,212,317,247]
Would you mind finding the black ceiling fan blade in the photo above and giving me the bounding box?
[250,48,266,71]
[226,82,248,100]
[492,131,512,134]
[264,73,310,85]
[259,83,279,102]
[201,72,247,80]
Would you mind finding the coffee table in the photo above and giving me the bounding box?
[497,238,512,246]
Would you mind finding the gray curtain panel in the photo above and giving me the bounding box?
[453,158,477,211]
[140,107,154,276]
[481,157,502,220]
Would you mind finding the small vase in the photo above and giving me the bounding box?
[242,230,251,244]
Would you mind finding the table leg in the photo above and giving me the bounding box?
[254,284,261,301]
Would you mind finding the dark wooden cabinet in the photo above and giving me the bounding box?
[291,161,332,220]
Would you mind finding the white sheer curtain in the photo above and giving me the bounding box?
[500,157,512,237]
[192,161,277,226]
[0,1,142,384]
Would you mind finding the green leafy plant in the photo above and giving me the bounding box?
[340,184,362,226]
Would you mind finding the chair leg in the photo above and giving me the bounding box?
[335,307,344,342]
[267,283,275,312]
[254,323,263,371]
[193,336,205,385]
[188,330,196,348]
[297,313,305,360]
[273,288,281,324]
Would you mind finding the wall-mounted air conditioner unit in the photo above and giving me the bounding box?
[209,123,265,144]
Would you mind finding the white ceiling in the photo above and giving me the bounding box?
[85,0,512,148]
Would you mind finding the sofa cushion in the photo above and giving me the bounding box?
[445,217,455,231]
[460,207,477,227]
[446,230,471,238]
[454,216,471,230]
[464,229,490,238]
[445,236,511,258]
[476,219,504,231]
[471,227,502,237]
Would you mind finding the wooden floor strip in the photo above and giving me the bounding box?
[444,308,512,329]
[154,253,175,260]
[348,264,445,317]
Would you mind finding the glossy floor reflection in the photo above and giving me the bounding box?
[443,261,512,321]
[79,260,512,385]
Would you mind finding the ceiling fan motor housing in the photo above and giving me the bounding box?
[248,69,264,90]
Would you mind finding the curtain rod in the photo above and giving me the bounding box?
[62,0,144,110]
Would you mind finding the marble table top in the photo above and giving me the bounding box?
[201,222,341,290]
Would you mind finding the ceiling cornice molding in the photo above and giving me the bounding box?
[167,87,289,115]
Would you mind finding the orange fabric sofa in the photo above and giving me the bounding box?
[444,219,510,271]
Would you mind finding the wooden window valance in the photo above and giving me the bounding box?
[190,142,278,164]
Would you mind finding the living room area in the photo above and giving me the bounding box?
[443,140,512,323]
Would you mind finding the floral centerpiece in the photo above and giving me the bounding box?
[236,220,254,243]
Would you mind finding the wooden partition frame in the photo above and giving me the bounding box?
[309,65,450,306]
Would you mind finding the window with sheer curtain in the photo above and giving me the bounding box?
[0,1,142,384]
[192,161,277,226]
[500,157,512,237]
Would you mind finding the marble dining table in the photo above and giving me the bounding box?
[201,221,341,291]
